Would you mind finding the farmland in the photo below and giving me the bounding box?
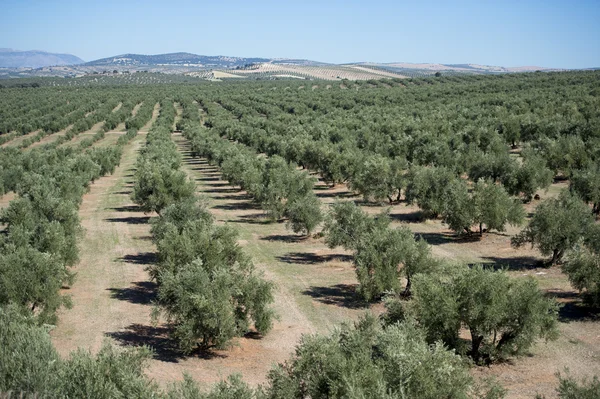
[1,71,600,398]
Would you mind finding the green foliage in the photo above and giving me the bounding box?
[285,194,323,236]
[166,374,259,399]
[0,306,158,398]
[406,166,457,218]
[472,179,525,234]
[554,373,600,399]
[264,315,475,399]
[132,161,196,213]
[570,163,600,215]
[325,202,437,300]
[562,246,600,307]
[154,257,275,353]
[323,201,390,251]
[405,265,558,363]
[504,152,554,201]
[0,305,61,396]
[58,343,158,399]
[512,190,595,263]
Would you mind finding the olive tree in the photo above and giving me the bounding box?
[264,315,477,399]
[402,264,558,363]
[153,258,275,353]
[562,246,600,307]
[512,190,594,264]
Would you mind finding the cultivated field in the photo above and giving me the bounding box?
[1,71,599,398]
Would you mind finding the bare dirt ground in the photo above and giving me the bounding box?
[48,116,598,396]
[50,134,156,355]
[27,124,74,149]
[59,121,106,148]
[171,134,600,397]
[0,130,40,148]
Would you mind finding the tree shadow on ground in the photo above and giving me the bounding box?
[229,213,272,225]
[261,234,305,243]
[389,210,426,224]
[353,199,389,208]
[316,191,357,199]
[195,176,221,182]
[210,193,252,201]
[479,255,546,271]
[545,290,600,323]
[105,216,151,225]
[118,252,157,265]
[202,187,241,194]
[413,232,459,246]
[113,190,132,195]
[107,281,157,305]
[201,182,231,188]
[277,252,353,265]
[108,205,140,212]
[213,201,262,211]
[107,324,226,363]
[107,324,182,362]
[302,284,367,309]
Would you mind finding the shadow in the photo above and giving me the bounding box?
[196,176,221,182]
[261,234,305,243]
[201,182,231,187]
[354,199,389,208]
[414,232,458,246]
[277,252,353,265]
[302,284,367,309]
[107,324,187,363]
[107,281,157,305]
[113,191,132,195]
[118,252,157,265]
[213,201,262,211]
[109,205,141,212]
[202,187,241,194]
[545,290,600,323]
[479,255,545,271]
[210,193,252,201]
[137,235,154,241]
[105,216,151,225]
[390,210,425,224]
[316,191,356,199]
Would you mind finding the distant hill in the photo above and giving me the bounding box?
[353,62,556,76]
[84,52,326,68]
[0,49,84,68]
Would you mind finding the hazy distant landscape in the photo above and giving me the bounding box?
[0,49,562,81]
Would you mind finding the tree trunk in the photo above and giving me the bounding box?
[479,222,483,236]
[551,248,564,264]
[470,329,484,363]
[403,274,412,297]
[387,195,394,204]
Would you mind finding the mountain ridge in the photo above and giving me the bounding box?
[0,49,84,68]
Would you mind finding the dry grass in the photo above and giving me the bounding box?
[49,127,599,396]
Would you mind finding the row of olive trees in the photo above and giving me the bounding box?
[132,101,275,353]
[184,121,323,236]
[0,121,142,325]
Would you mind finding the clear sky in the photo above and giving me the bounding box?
[1,0,599,68]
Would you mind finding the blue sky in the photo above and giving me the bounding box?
[1,0,599,68]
